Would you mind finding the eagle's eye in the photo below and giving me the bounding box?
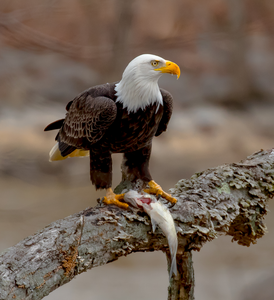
[151,60,159,67]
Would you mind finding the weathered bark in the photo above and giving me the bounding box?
[167,251,195,300]
[0,149,273,300]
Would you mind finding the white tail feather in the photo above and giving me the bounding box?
[49,143,89,162]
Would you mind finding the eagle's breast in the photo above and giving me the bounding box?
[98,101,164,153]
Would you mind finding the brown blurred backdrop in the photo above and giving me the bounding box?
[1,1,274,299]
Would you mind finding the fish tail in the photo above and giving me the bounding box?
[168,236,178,279]
[169,253,177,280]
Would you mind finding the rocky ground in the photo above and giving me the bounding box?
[1,48,274,300]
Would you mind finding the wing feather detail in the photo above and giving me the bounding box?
[155,88,173,137]
[44,119,65,131]
[58,92,117,154]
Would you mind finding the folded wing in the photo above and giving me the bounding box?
[46,91,117,159]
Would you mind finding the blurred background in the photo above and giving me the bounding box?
[1,0,274,299]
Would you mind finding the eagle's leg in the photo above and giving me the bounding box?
[122,145,153,184]
[102,188,128,209]
[90,150,128,209]
[122,145,176,204]
[143,180,177,204]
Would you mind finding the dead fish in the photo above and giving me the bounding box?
[124,190,178,279]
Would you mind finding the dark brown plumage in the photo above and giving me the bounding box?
[45,54,180,208]
[45,82,173,189]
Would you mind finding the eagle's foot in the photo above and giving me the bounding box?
[143,180,177,204]
[102,188,128,209]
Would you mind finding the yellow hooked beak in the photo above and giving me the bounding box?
[155,60,180,79]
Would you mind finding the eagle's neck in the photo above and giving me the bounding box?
[114,73,163,114]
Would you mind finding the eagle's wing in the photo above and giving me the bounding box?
[155,88,173,137]
[58,92,117,156]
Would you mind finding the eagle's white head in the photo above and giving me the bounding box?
[115,54,180,113]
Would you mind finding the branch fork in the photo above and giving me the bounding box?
[0,149,273,300]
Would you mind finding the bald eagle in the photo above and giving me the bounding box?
[45,54,180,209]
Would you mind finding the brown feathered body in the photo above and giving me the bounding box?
[45,82,173,189]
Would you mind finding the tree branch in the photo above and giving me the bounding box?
[0,149,273,300]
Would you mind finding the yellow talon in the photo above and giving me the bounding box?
[103,188,128,209]
[144,180,177,204]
